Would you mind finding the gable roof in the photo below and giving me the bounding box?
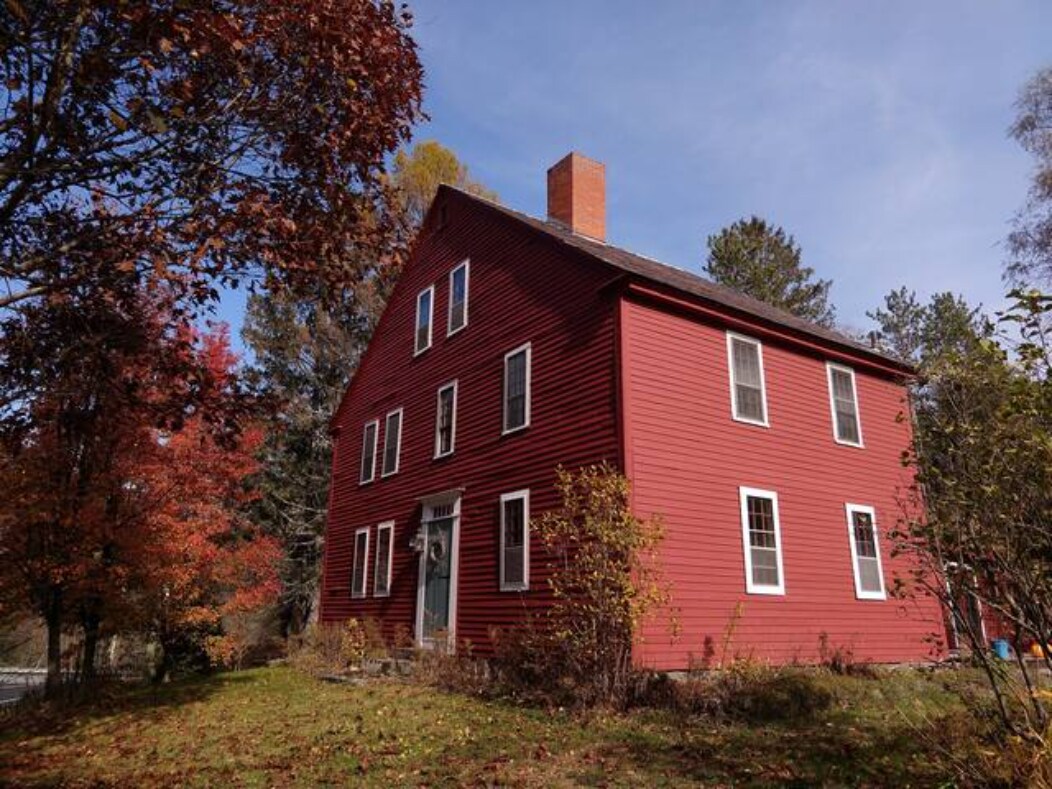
[441,184,911,375]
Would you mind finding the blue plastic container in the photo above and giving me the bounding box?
[992,639,1011,660]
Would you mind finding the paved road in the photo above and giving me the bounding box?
[0,670,45,706]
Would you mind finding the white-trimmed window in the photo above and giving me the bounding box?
[448,260,469,335]
[434,381,457,458]
[846,504,885,600]
[499,490,529,591]
[415,285,434,355]
[827,363,863,446]
[359,420,378,484]
[739,487,785,595]
[727,333,768,426]
[503,343,531,433]
[373,521,394,597]
[381,408,403,477]
[351,527,370,598]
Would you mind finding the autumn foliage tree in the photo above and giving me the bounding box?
[391,140,499,230]
[132,406,280,680]
[0,258,276,689]
[0,0,424,313]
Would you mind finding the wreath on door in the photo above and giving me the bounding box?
[428,533,448,566]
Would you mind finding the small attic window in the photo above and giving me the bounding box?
[437,204,449,230]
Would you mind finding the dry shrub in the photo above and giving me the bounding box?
[204,608,282,670]
[816,631,878,678]
[287,620,366,677]
[923,710,1052,788]
[359,618,388,660]
[413,639,491,695]
[491,464,673,708]
[917,673,1052,788]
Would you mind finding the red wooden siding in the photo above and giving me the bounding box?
[320,192,620,651]
[620,295,942,668]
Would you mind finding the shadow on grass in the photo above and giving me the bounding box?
[593,714,941,787]
[0,671,254,742]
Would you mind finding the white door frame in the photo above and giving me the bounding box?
[415,492,461,650]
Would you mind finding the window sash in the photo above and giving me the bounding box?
[382,410,402,477]
[828,365,862,445]
[359,421,378,483]
[351,528,369,598]
[847,505,885,599]
[435,382,457,457]
[727,334,767,425]
[374,523,393,597]
[415,286,434,354]
[500,491,529,590]
[448,261,469,335]
[739,488,784,594]
[503,344,531,433]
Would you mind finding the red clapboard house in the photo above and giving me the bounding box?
[320,152,943,668]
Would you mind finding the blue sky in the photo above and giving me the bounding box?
[221,1,1051,348]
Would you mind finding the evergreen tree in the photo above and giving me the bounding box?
[704,217,836,327]
[867,288,989,369]
[244,142,494,633]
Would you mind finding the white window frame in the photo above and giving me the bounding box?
[726,332,770,428]
[845,503,886,600]
[351,526,370,599]
[447,259,470,337]
[739,486,785,595]
[502,342,532,434]
[373,521,394,597]
[359,419,378,485]
[826,362,864,447]
[415,285,435,356]
[434,380,458,458]
[381,408,403,478]
[499,489,530,592]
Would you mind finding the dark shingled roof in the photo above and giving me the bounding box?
[443,185,909,373]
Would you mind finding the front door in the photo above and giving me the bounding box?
[417,498,459,647]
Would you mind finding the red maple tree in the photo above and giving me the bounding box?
[0,268,277,687]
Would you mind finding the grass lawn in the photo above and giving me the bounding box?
[0,665,971,787]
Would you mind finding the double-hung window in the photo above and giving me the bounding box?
[351,527,370,598]
[727,333,768,426]
[739,487,785,595]
[381,409,403,477]
[503,343,531,433]
[846,504,885,599]
[415,286,434,355]
[827,363,863,446]
[499,490,529,591]
[359,420,378,484]
[373,521,394,597]
[448,260,469,335]
[434,381,457,458]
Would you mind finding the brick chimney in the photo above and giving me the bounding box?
[546,152,606,242]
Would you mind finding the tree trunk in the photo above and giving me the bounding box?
[45,588,63,695]
[81,609,100,682]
